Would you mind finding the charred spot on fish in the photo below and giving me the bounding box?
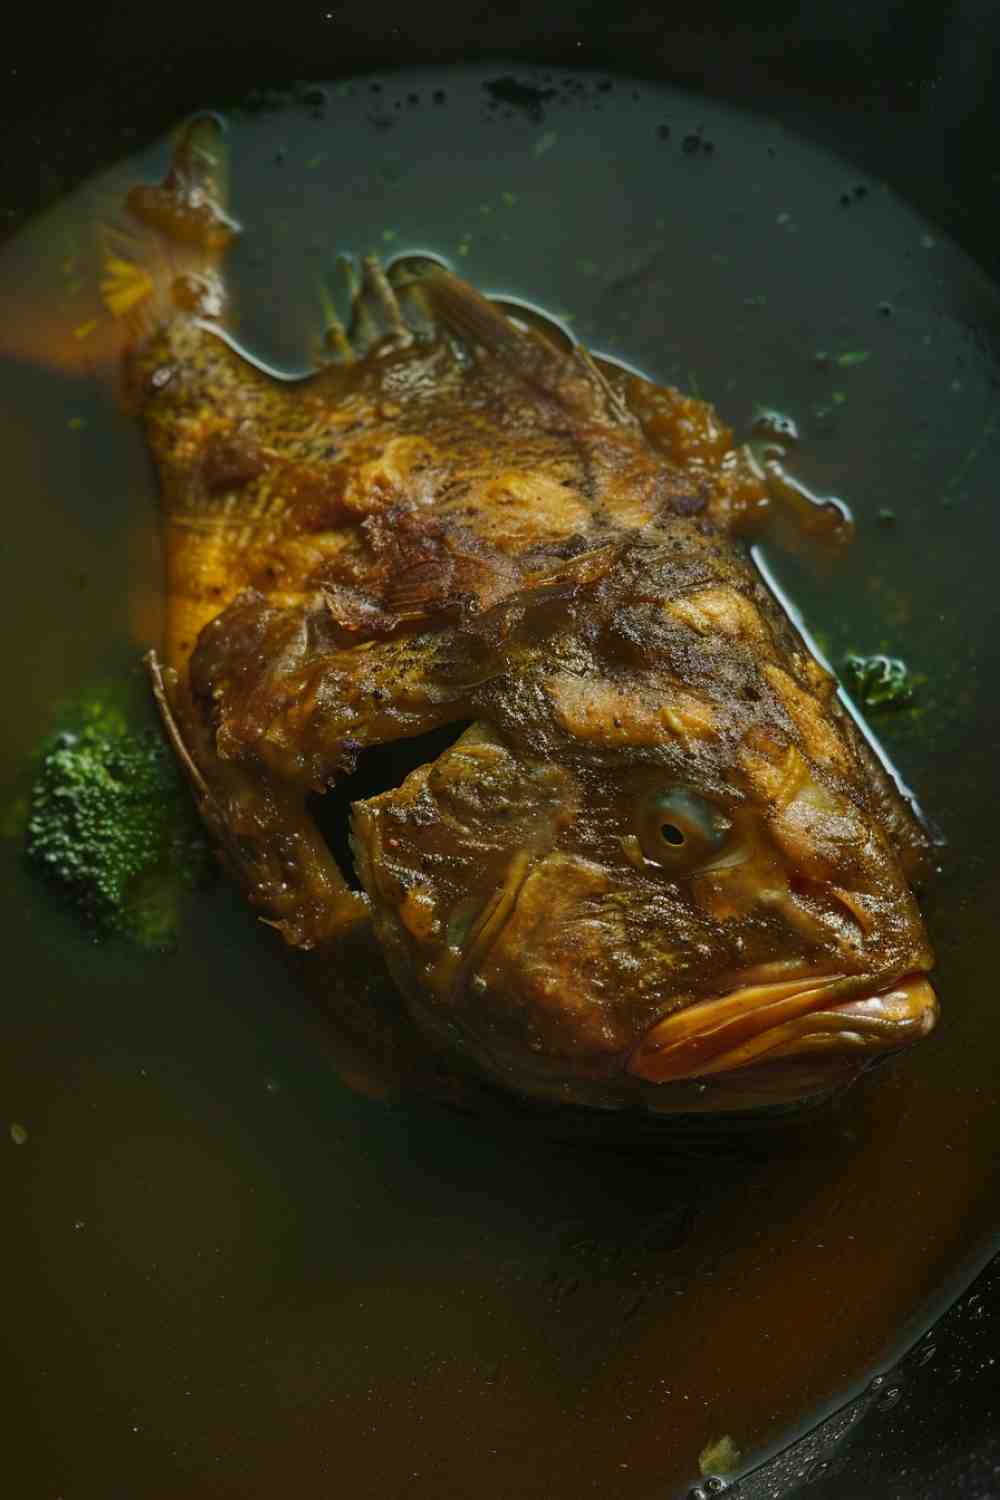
[671,490,708,517]
[201,429,266,493]
[309,722,473,889]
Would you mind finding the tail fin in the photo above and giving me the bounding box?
[115,114,237,339]
[0,115,237,382]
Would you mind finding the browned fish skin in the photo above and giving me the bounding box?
[128,121,935,1116]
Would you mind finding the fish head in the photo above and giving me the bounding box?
[350,526,936,1113]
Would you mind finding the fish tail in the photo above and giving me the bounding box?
[0,116,238,381]
[109,113,238,349]
[86,115,237,382]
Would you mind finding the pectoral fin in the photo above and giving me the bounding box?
[148,648,367,946]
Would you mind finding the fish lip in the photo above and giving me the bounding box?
[627,968,937,1084]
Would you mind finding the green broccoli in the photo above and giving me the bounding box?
[842,652,914,712]
[23,689,212,950]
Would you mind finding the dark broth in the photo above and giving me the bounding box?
[2,68,999,1500]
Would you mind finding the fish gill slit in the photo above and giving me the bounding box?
[308,720,473,890]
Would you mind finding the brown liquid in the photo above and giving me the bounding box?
[1,68,998,1500]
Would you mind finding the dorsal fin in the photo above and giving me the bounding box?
[397,263,637,428]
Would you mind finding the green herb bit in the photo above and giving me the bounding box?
[699,1435,742,1477]
[842,653,914,711]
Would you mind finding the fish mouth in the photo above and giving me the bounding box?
[627,968,937,1084]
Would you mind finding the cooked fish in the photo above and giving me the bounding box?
[117,119,935,1116]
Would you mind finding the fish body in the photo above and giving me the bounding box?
[127,121,935,1117]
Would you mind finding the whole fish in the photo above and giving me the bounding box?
[117,119,935,1117]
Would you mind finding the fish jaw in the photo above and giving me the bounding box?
[627,970,937,1084]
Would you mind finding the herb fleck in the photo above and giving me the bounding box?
[843,653,914,711]
[699,1435,742,1476]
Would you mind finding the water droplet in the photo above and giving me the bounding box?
[876,1385,903,1412]
[868,1373,886,1393]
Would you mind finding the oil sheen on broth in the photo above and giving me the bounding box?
[0,68,998,1500]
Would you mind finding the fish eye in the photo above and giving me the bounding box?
[636,787,732,871]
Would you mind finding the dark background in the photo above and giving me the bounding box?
[2,4,997,1496]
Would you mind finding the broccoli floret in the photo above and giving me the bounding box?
[23,694,212,950]
[842,652,914,711]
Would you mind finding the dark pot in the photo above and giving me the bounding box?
[2,5,997,1498]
